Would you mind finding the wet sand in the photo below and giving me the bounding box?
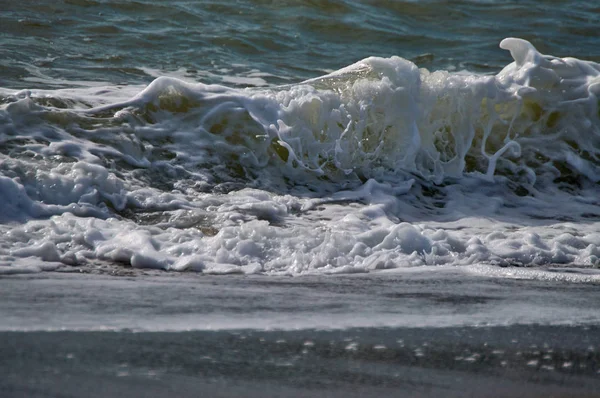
[2,326,599,398]
[1,269,599,397]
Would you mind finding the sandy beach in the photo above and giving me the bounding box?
[2,269,599,397]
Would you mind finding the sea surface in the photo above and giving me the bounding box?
[2,1,600,396]
[2,0,600,278]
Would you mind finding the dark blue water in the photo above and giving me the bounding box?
[2,0,599,89]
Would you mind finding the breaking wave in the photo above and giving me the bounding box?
[1,38,600,275]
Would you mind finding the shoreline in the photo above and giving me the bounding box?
[2,268,600,332]
[2,270,599,397]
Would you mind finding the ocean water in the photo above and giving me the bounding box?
[1,0,600,280]
[3,2,600,396]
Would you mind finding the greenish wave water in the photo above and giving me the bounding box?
[2,0,599,89]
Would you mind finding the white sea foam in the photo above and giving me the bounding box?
[1,38,599,276]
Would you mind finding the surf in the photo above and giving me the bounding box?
[1,38,599,275]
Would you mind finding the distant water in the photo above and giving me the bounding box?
[2,0,600,279]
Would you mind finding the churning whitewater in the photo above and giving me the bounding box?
[1,38,600,276]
